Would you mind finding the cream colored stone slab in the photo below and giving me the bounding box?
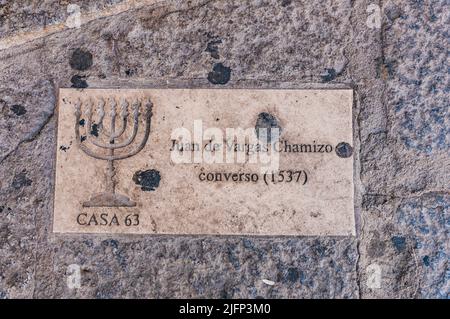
[53,88,355,236]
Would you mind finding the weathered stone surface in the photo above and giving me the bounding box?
[0,0,448,298]
[357,0,449,299]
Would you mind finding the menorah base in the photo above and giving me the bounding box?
[82,192,137,207]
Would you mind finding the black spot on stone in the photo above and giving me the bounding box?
[335,142,353,158]
[59,145,70,152]
[367,237,386,258]
[91,123,99,137]
[383,60,396,76]
[384,4,402,21]
[255,112,281,143]
[0,206,11,214]
[207,63,231,85]
[312,239,329,257]
[71,75,88,88]
[101,32,113,41]
[83,240,94,248]
[125,69,135,76]
[11,170,32,189]
[242,238,255,249]
[10,104,26,116]
[70,48,93,71]
[220,289,233,299]
[80,135,87,143]
[321,68,337,82]
[362,194,388,209]
[422,255,430,267]
[286,267,299,283]
[281,0,292,7]
[391,236,407,252]
[375,57,397,78]
[95,284,115,299]
[79,119,85,126]
[205,39,222,59]
[133,169,161,191]
[226,244,240,270]
[101,239,119,248]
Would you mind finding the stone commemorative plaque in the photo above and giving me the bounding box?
[53,89,355,236]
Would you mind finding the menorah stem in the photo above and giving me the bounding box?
[105,149,116,194]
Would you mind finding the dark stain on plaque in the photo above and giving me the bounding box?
[255,112,281,143]
[59,141,72,152]
[207,63,231,85]
[335,142,353,158]
[59,145,70,152]
[133,169,161,191]
[90,123,99,137]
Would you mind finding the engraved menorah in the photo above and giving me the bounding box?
[74,96,153,207]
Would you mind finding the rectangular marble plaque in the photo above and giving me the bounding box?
[53,88,355,235]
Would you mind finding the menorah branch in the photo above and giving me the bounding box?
[86,104,139,150]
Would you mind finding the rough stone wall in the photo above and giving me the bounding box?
[0,0,448,298]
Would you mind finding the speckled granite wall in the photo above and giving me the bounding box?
[0,0,448,299]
